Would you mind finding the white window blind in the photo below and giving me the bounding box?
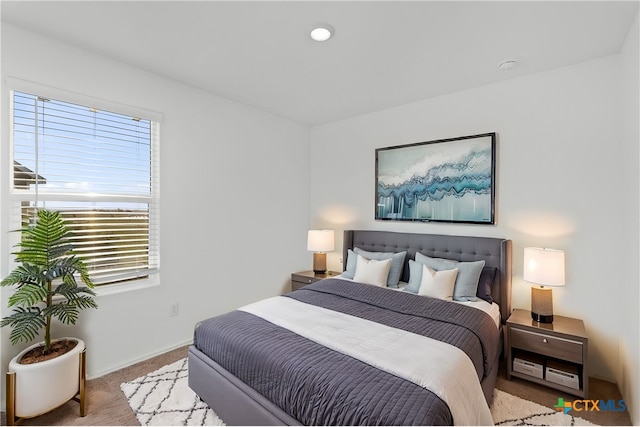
[10,90,160,286]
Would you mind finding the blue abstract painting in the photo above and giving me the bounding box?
[375,133,495,224]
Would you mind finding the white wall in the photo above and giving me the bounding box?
[2,11,638,422]
[0,23,311,395]
[310,50,633,387]
[618,11,639,425]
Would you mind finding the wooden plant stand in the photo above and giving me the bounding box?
[5,348,87,426]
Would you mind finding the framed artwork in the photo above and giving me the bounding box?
[375,132,496,224]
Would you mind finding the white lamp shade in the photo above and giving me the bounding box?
[307,230,335,252]
[523,247,565,286]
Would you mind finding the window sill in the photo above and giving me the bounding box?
[93,275,160,297]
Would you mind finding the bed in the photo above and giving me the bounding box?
[188,230,512,426]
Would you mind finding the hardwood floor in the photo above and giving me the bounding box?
[1,345,631,426]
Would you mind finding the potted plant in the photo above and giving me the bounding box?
[1,209,97,424]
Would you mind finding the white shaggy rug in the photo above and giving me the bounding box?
[120,358,223,426]
[491,389,597,426]
[121,358,597,426]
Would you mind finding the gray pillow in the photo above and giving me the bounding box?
[405,259,423,293]
[414,253,485,301]
[343,249,357,279]
[343,247,406,288]
[476,267,497,304]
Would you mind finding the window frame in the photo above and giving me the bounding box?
[6,78,162,294]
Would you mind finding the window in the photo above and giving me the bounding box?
[10,89,160,286]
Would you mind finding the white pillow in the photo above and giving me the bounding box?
[418,265,458,300]
[353,255,392,287]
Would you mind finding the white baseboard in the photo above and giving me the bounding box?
[87,338,193,380]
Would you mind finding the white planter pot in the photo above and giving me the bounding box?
[8,337,85,418]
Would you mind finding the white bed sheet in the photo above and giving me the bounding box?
[331,273,501,328]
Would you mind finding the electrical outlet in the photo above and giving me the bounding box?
[169,302,179,317]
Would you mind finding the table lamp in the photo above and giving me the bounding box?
[523,247,565,323]
[307,230,334,274]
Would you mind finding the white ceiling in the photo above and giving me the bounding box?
[2,1,638,126]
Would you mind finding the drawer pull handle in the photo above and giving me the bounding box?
[543,338,548,343]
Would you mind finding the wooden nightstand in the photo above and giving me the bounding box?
[290,270,340,292]
[506,308,589,398]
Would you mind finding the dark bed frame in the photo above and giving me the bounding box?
[189,230,512,426]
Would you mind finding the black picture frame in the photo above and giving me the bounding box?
[375,132,496,224]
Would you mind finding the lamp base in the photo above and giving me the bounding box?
[313,252,327,274]
[531,286,554,323]
[531,312,554,323]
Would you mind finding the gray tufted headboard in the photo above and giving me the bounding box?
[343,230,512,323]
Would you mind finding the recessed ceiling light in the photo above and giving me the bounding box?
[310,24,334,42]
[498,60,518,71]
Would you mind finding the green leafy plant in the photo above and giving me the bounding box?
[0,210,97,354]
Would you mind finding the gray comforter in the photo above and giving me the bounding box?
[193,278,499,426]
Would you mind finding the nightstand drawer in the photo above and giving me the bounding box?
[291,274,315,285]
[291,271,340,292]
[510,328,583,364]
